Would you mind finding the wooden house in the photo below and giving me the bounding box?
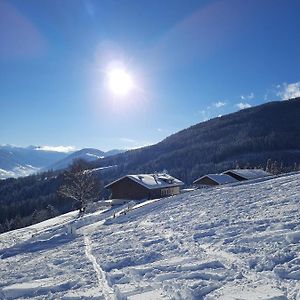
[222,169,271,181]
[105,173,184,200]
[193,174,238,188]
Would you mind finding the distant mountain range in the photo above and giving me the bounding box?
[0,145,124,179]
[0,145,68,179]
[94,97,300,184]
[46,148,124,171]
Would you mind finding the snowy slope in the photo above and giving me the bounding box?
[0,173,300,299]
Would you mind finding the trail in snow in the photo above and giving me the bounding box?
[84,234,116,300]
[1,172,300,299]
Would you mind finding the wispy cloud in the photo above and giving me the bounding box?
[198,102,224,122]
[214,101,226,108]
[198,109,209,122]
[129,142,154,150]
[120,137,153,149]
[35,145,75,153]
[240,92,254,101]
[277,82,300,100]
[120,137,136,143]
[236,102,251,110]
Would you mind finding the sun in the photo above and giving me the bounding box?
[107,68,134,96]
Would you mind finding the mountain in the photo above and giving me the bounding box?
[1,98,300,235]
[1,172,299,299]
[0,146,125,179]
[0,145,69,179]
[46,148,125,171]
[104,149,126,157]
[94,98,300,185]
[45,148,105,171]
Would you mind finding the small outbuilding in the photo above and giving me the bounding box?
[105,173,184,200]
[222,169,271,181]
[193,174,238,188]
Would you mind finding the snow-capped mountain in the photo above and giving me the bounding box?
[0,172,299,299]
[0,146,125,179]
[45,148,125,171]
[0,145,70,179]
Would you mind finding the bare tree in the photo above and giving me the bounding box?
[58,159,101,213]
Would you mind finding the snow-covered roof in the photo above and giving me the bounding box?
[105,173,184,190]
[193,174,238,185]
[223,169,271,180]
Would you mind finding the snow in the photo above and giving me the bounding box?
[194,174,239,185]
[1,172,300,299]
[85,153,105,159]
[84,165,118,174]
[0,164,39,180]
[105,173,184,190]
[223,169,271,180]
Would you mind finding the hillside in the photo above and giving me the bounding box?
[46,148,124,171]
[95,98,300,185]
[45,148,105,171]
[0,172,299,299]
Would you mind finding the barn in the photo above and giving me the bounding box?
[193,174,238,188]
[105,173,184,200]
[222,169,271,181]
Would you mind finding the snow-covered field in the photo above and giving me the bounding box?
[1,172,300,299]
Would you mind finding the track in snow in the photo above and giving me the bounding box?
[84,234,115,300]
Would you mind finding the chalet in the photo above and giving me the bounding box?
[105,173,184,200]
[222,169,271,181]
[193,174,238,188]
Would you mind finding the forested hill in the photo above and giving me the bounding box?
[94,97,300,184]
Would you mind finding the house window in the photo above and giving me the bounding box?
[161,188,171,196]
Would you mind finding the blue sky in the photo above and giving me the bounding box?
[0,0,300,151]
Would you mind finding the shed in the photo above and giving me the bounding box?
[105,173,184,200]
[193,174,238,187]
[223,169,271,181]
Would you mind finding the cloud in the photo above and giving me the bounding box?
[278,82,300,100]
[214,101,226,108]
[129,142,154,150]
[120,137,153,149]
[236,102,252,110]
[240,92,254,100]
[35,145,75,153]
[198,109,209,122]
[120,137,136,143]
